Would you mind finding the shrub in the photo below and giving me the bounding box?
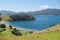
[12,28,22,36]
[29,31,33,34]
[0,18,2,20]
[0,24,6,28]
[13,28,16,30]
[9,25,13,29]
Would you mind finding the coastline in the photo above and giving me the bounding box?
[1,21,60,33]
[5,24,38,33]
[0,21,38,32]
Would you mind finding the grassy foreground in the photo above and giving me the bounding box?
[0,24,60,40]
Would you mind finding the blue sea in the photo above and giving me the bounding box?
[5,15,60,31]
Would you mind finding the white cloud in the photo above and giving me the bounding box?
[39,5,49,10]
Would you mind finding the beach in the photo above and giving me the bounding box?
[0,21,38,33]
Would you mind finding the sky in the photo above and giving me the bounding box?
[0,0,60,12]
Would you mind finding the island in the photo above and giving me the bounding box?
[9,14,35,21]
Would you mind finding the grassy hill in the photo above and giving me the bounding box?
[0,24,60,40]
[0,15,10,21]
[39,24,60,33]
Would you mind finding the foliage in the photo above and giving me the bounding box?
[12,28,22,36]
[0,24,6,28]
[28,31,33,34]
[0,18,2,20]
[0,24,60,40]
[9,25,13,29]
[10,14,35,21]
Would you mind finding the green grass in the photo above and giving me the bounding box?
[0,15,10,21]
[0,27,13,36]
[0,15,60,40]
[19,32,60,40]
[0,24,60,40]
[0,28,60,40]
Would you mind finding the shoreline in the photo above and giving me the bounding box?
[5,24,36,32]
[1,21,60,33]
[5,24,39,32]
[0,21,39,32]
[0,21,38,32]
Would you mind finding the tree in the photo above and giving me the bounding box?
[0,24,6,28]
[12,28,22,36]
[9,25,13,29]
[29,31,33,34]
[9,14,35,21]
[0,18,2,20]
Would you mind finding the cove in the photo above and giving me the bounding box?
[5,15,60,31]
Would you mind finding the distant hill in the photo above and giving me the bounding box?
[0,9,60,15]
[27,9,60,15]
[0,10,16,15]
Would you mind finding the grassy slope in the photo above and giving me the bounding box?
[39,24,60,33]
[0,24,60,40]
[0,15,10,21]
[0,15,60,40]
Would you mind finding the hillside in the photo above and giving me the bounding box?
[0,15,10,21]
[0,24,60,40]
[29,9,60,15]
[0,14,60,40]
[0,10,16,15]
[0,9,60,15]
[39,24,60,33]
[9,14,35,21]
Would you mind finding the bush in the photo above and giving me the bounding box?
[9,25,13,29]
[0,18,2,20]
[29,31,33,34]
[0,24,6,28]
[12,28,22,36]
[14,28,16,30]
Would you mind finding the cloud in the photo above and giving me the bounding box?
[39,5,49,10]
